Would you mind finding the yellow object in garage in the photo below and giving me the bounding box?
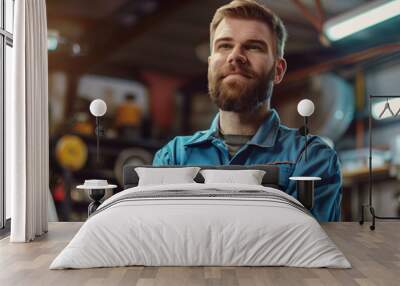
[72,121,93,136]
[115,102,142,128]
[55,135,88,171]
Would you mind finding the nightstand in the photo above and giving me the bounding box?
[289,176,321,210]
[77,180,117,216]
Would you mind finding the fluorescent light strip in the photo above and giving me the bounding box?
[324,0,400,41]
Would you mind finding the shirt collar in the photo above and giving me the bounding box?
[184,109,281,148]
[248,109,280,148]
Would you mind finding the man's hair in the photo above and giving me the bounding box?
[210,0,288,57]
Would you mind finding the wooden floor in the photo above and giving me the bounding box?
[0,222,400,286]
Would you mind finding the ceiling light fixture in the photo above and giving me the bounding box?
[47,30,60,51]
[323,0,400,41]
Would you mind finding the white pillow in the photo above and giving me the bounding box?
[135,167,201,186]
[200,169,266,185]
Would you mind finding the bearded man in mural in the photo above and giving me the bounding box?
[153,0,342,222]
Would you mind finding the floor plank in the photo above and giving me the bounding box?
[0,222,399,286]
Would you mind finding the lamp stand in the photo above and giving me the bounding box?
[299,117,309,162]
[94,116,104,163]
[304,116,309,162]
[88,189,106,216]
[359,95,400,230]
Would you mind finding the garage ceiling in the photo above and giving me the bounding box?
[47,0,400,79]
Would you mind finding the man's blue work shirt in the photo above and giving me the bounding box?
[153,109,342,222]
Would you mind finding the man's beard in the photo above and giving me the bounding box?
[208,64,275,113]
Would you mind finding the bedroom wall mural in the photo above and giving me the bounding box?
[45,0,400,226]
[4,2,400,283]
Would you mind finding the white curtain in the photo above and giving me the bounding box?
[7,0,49,242]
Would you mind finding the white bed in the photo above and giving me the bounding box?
[50,183,351,269]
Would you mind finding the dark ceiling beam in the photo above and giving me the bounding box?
[284,43,400,83]
[315,0,325,23]
[47,14,99,30]
[48,0,193,74]
[87,64,144,82]
[89,60,203,80]
[291,0,323,33]
[69,0,192,74]
[282,17,316,31]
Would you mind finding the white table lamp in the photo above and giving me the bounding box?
[90,99,107,117]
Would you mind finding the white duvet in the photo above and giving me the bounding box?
[50,183,351,269]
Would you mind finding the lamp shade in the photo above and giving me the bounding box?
[89,99,107,117]
[297,99,315,117]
